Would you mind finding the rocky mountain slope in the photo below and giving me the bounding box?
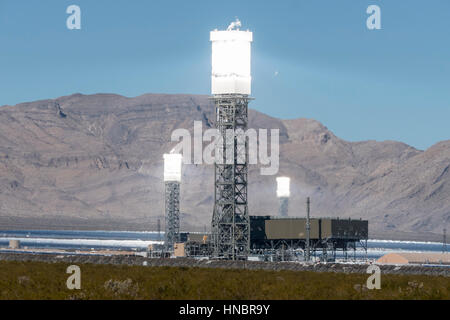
[0,93,448,239]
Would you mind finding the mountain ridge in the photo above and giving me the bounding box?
[0,93,448,240]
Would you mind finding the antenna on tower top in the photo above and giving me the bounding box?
[227,18,242,31]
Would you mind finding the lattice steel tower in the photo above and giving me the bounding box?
[163,153,182,251]
[210,22,253,260]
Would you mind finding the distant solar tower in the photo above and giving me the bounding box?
[276,177,290,217]
[211,20,252,260]
[163,153,182,251]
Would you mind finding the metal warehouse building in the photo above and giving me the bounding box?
[250,216,369,261]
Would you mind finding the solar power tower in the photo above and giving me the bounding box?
[276,177,291,217]
[163,153,182,251]
[210,21,253,260]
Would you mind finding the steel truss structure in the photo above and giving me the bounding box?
[212,94,251,260]
[165,181,180,251]
[250,238,368,262]
[185,241,214,257]
[278,197,289,217]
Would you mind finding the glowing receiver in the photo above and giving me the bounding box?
[276,177,291,198]
[210,29,252,95]
[163,154,182,182]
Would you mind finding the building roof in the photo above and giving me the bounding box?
[377,252,450,265]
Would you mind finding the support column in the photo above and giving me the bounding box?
[165,181,180,251]
[278,197,289,217]
[212,94,250,260]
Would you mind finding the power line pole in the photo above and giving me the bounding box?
[443,228,447,254]
[157,218,161,242]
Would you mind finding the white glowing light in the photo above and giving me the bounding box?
[276,177,290,198]
[210,25,252,95]
[164,154,182,182]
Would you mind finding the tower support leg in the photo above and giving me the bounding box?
[211,94,250,260]
[165,181,180,251]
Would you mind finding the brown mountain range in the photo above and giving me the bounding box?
[0,93,448,241]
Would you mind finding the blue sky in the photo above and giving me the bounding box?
[0,0,449,150]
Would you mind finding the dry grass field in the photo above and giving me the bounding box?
[0,261,449,300]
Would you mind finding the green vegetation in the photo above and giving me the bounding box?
[0,261,449,300]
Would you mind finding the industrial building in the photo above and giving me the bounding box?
[177,233,212,257]
[250,216,368,261]
[175,215,368,261]
[9,240,20,249]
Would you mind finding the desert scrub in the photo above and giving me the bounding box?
[0,261,448,300]
[104,278,139,298]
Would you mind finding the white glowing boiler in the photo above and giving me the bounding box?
[276,177,291,198]
[210,24,252,95]
[163,154,183,182]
